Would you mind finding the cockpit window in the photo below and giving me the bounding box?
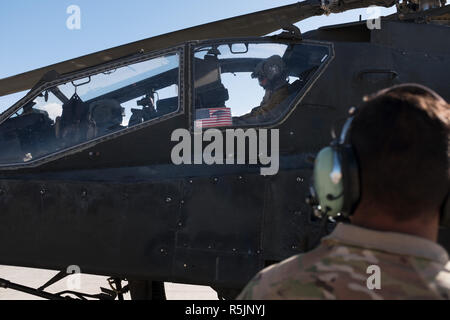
[0,91,28,115]
[0,52,180,165]
[193,41,330,128]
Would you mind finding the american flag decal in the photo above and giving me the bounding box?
[195,108,233,129]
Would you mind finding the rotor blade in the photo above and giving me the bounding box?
[0,0,395,97]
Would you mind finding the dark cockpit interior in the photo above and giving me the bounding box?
[0,64,180,164]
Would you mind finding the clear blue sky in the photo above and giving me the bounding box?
[0,0,396,109]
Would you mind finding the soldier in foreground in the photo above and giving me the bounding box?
[237,84,450,300]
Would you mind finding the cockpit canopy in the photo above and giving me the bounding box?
[192,41,330,127]
[0,53,181,164]
[0,39,332,167]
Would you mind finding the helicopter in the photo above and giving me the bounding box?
[0,0,449,300]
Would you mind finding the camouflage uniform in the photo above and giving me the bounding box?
[237,223,450,300]
[234,84,290,125]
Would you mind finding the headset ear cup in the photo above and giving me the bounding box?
[441,194,450,228]
[340,145,361,217]
[312,147,345,218]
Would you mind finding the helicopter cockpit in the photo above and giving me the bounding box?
[192,41,331,128]
[0,53,181,165]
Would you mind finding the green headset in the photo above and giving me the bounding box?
[309,106,450,228]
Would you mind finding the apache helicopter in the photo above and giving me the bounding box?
[0,0,449,300]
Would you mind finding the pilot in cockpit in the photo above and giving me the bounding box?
[22,101,51,120]
[89,99,125,136]
[236,55,290,124]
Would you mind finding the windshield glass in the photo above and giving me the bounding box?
[0,91,28,114]
[0,52,180,166]
[193,42,330,128]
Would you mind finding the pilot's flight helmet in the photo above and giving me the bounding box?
[251,55,287,89]
[89,99,124,128]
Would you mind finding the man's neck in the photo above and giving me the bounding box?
[351,206,440,242]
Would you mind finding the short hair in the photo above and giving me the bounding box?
[350,84,450,221]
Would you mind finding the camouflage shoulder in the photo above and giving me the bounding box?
[236,255,303,300]
[406,257,450,299]
[237,252,337,300]
[238,244,383,300]
[434,261,450,299]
